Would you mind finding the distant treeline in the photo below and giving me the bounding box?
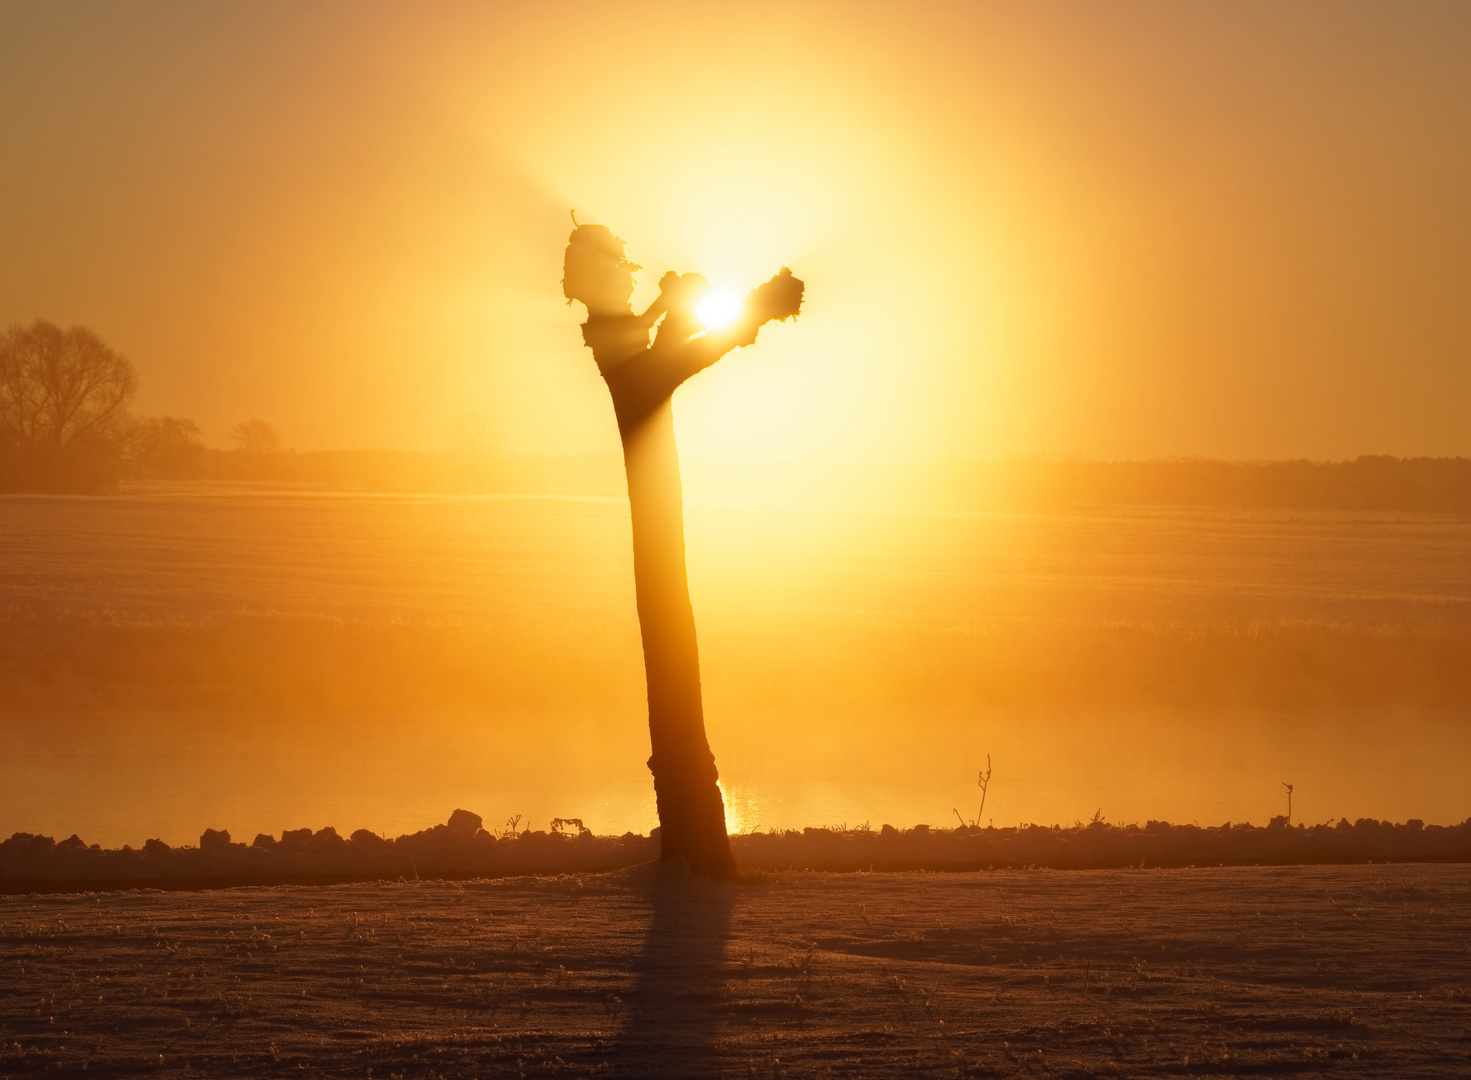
[120,451,1471,513]
[12,442,1471,513]
[174,448,630,495]
[0,318,297,493]
[6,320,1469,509]
[952,456,1471,513]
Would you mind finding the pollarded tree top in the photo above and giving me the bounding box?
[581,314,654,379]
[566,223,804,436]
[563,224,640,317]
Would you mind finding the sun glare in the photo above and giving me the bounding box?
[696,289,743,330]
[718,778,760,835]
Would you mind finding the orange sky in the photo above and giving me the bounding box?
[2,1,1468,462]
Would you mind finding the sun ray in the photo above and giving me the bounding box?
[696,289,743,330]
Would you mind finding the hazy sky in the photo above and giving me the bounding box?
[3,1,1468,461]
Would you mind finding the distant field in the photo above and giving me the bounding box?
[3,485,1467,712]
[2,485,1469,842]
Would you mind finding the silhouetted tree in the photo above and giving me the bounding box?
[132,415,206,477]
[564,223,803,876]
[0,319,137,491]
[230,418,283,454]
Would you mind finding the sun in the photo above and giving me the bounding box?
[695,288,743,330]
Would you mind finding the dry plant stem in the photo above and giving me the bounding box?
[977,753,993,826]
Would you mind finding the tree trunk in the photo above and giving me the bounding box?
[568,259,798,876]
[618,400,735,877]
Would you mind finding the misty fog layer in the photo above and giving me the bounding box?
[2,488,1467,846]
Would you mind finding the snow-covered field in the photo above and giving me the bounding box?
[4,864,1469,1077]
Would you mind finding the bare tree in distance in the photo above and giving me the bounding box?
[564,221,803,877]
[444,411,499,455]
[133,416,206,478]
[231,418,283,455]
[0,320,137,491]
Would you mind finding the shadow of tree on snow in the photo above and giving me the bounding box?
[613,869,737,1074]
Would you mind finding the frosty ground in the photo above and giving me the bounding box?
[3,864,1469,1078]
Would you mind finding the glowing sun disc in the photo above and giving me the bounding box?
[696,289,742,330]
